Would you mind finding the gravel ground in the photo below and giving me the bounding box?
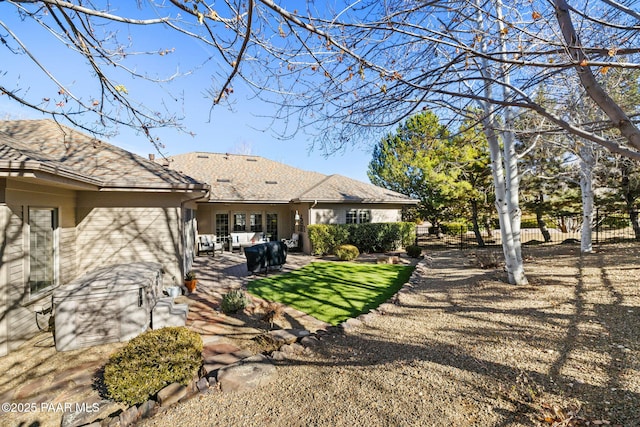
[140,243,640,427]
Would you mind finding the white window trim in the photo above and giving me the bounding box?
[27,206,59,300]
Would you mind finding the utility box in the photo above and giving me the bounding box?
[53,262,163,352]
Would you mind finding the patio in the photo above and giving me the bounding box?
[0,250,327,427]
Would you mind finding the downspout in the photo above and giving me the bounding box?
[180,188,211,282]
[309,199,318,223]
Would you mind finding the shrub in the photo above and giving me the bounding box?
[309,222,416,254]
[308,224,333,255]
[441,221,467,236]
[405,245,423,258]
[103,327,203,406]
[220,289,250,314]
[334,244,360,261]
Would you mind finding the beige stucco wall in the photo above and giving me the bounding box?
[76,192,186,285]
[309,203,404,225]
[0,181,194,357]
[0,179,77,355]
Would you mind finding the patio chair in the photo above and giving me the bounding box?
[198,234,223,256]
[281,233,300,252]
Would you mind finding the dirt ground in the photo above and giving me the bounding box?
[3,243,639,426]
[142,242,640,427]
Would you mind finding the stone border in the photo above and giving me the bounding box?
[64,256,428,426]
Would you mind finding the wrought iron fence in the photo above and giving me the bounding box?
[415,209,640,250]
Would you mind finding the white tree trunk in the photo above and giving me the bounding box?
[477,0,528,285]
[579,143,595,253]
[497,6,527,283]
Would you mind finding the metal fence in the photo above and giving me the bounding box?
[415,209,639,250]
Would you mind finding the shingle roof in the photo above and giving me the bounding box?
[0,120,207,191]
[167,152,416,204]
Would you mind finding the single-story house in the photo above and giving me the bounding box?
[165,152,418,252]
[0,120,209,357]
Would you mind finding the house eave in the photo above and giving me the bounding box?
[99,183,210,193]
[292,197,419,205]
[0,167,101,191]
[202,197,291,204]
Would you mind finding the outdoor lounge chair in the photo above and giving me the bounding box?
[281,233,300,252]
[198,234,224,256]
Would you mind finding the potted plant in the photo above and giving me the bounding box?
[184,270,197,292]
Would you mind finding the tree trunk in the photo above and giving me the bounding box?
[579,144,595,253]
[471,199,485,247]
[495,0,527,284]
[630,210,640,240]
[535,194,552,242]
[477,0,528,285]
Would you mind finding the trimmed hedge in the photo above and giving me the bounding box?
[104,327,203,405]
[308,222,416,255]
[334,244,360,261]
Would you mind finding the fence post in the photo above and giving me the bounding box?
[460,226,464,250]
[595,208,599,245]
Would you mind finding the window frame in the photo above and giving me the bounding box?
[233,212,247,232]
[27,206,59,299]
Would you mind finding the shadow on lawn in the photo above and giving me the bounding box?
[247,262,414,325]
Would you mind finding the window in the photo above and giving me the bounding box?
[233,213,246,231]
[346,209,358,224]
[358,210,371,224]
[266,213,278,240]
[215,213,229,237]
[29,207,58,295]
[250,213,263,232]
[346,209,371,224]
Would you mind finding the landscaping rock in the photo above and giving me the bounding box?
[270,351,286,361]
[340,318,362,331]
[196,377,209,393]
[60,398,121,427]
[137,400,158,420]
[118,405,139,427]
[300,335,320,347]
[217,354,277,392]
[202,343,254,375]
[357,312,377,324]
[157,383,187,407]
[281,342,304,354]
[268,328,309,345]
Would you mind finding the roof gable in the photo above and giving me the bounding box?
[167,152,416,204]
[0,120,206,191]
[296,174,416,203]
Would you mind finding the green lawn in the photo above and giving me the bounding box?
[247,261,415,325]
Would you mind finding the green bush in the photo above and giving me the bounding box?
[308,224,350,255]
[405,245,423,258]
[220,289,250,314]
[441,221,467,236]
[334,244,360,261]
[104,327,203,406]
[308,222,416,254]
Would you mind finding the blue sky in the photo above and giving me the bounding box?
[0,3,376,183]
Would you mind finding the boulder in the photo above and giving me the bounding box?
[217,354,277,392]
[156,382,187,407]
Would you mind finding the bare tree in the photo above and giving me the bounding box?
[3,0,640,283]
